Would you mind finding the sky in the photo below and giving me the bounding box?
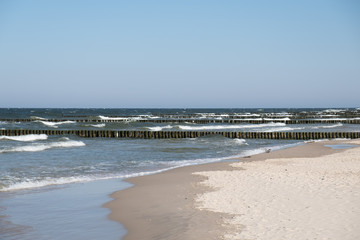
[0,0,359,108]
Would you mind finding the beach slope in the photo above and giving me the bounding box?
[106,140,360,239]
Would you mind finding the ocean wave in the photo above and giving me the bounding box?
[314,118,345,121]
[275,112,293,116]
[99,115,128,120]
[0,139,85,153]
[0,141,303,191]
[317,114,338,117]
[139,115,160,119]
[322,109,346,113]
[304,138,351,143]
[147,125,173,131]
[0,121,21,125]
[30,116,48,120]
[263,117,290,121]
[264,127,292,132]
[178,123,286,131]
[263,123,343,132]
[233,118,263,121]
[88,123,106,128]
[0,168,179,191]
[0,156,220,191]
[98,115,151,122]
[232,138,248,145]
[0,134,48,142]
[317,123,343,129]
[312,118,360,121]
[234,113,261,117]
[36,120,76,128]
[0,176,95,191]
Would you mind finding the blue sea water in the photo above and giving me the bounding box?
[0,108,359,239]
[324,144,358,149]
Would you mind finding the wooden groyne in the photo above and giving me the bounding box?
[1,129,359,140]
[1,118,360,124]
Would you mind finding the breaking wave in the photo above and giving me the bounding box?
[147,125,173,131]
[0,134,48,142]
[177,123,286,131]
[89,123,106,128]
[36,120,76,128]
[0,138,85,153]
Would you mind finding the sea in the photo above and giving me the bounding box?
[1,108,360,239]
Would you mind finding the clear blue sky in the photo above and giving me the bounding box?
[0,0,359,108]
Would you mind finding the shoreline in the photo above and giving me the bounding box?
[105,139,360,239]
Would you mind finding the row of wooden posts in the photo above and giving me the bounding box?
[1,129,359,140]
[1,118,360,124]
[63,115,360,119]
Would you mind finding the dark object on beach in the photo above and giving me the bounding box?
[265,149,271,153]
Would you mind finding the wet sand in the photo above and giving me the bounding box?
[105,139,360,240]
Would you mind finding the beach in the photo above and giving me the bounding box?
[2,108,360,239]
[106,139,360,240]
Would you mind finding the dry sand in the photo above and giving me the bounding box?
[195,139,360,240]
[106,140,360,240]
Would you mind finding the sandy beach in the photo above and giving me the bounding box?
[106,139,360,240]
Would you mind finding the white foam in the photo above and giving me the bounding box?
[263,117,291,121]
[276,112,293,117]
[196,113,216,117]
[0,141,304,192]
[30,116,48,120]
[90,123,106,128]
[178,125,240,130]
[178,123,286,131]
[234,114,261,117]
[0,168,180,191]
[0,121,21,125]
[318,114,339,117]
[0,134,48,142]
[99,115,127,120]
[147,125,173,131]
[318,123,343,129]
[304,139,330,143]
[36,120,76,128]
[232,139,248,145]
[322,109,346,113]
[141,115,160,119]
[0,139,85,153]
[233,118,263,121]
[1,176,94,191]
[98,115,146,121]
[263,123,344,132]
[264,127,298,132]
[313,118,360,121]
[304,138,350,143]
